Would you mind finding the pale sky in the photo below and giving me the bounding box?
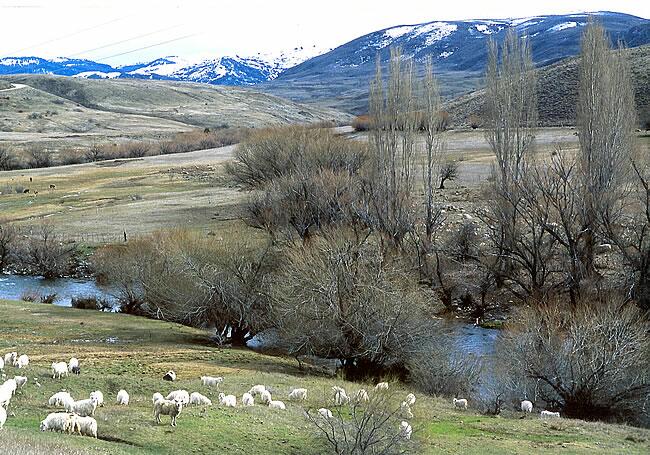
[0,0,647,65]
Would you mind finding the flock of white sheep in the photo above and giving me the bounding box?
[0,350,561,443]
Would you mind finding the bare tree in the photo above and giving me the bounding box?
[20,223,74,278]
[437,161,458,190]
[0,220,16,272]
[0,146,16,171]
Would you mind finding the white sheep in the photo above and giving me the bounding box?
[69,415,97,438]
[65,398,98,417]
[259,390,272,404]
[166,390,190,405]
[241,392,254,407]
[248,384,266,396]
[375,382,389,391]
[3,353,16,366]
[405,393,416,406]
[14,355,29,369]
[399,421,412,440]
[68,358,79,373]
[154,398,183,427]
[51,362,68,379]
[116,389,129,405]
[14,376,27,388]
[40,412,73,433]
[288,388,307,401]
[49,391,73,408]
[218,393,236,407]
[332,386,349,406]
[540,410,561,419]
[353,389,369,403]
[1,379,17,396]
[189,392,212,406]
[152,392,164,404]
[521,400,533,413]
[90,390,104,407]
[0,389,11,409]
[453,398,468,410]
[201,376,223,387]
[0,406,5,429]
[268,400,286,410]
[0,358,4,371]
[163,370,176,382]
[400,401,413,419]
[317,408,333,419]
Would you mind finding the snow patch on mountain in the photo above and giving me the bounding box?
[549,22,584,32]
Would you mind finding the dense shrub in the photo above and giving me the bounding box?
[71,296,112,311]
[351,115,372,131]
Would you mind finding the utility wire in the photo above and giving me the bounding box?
[96,33,200,62]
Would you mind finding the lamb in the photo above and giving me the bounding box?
[51,362,68,379]
[154,398,183,427]
[0,406,5,430]
[69,415,97,438]
[353,389,369,403]
[405,393,416,407]
[540,410,561,419]
[70,365,81,375]
[453,398,468,410]
[400,401,414,419]
[189,392,212,406]
[317,408,333,419]
[14,354,29,369]
[332,386,349,406]
[241,392,254,407]
[68,358,79,373]
[163,370,176,382]
[152,392,164,404]
[268,400,286,410]
[49,391,73,408]
[14,376,27,388]
[521,400,533,413]
[248,384,266,396]
[90,390,104,407]
[201,376,223,387]
[1,379,17,396]
[116,389,129,405]
[3,353,16,366]
[40,412,74,433]
[259,390,272,404]
[218,393,236,407]
[399,421,412,440]
[166,390,190,405]
[65,397,98,417]
[375,382,389,391]
[288,388,307,401]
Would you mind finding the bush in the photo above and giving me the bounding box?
[351,115,372,131]
[27,146,53,169]
[20,291,39,302]
[18,223,74,278]
[39,293,57,304]
[71,296,111,310]
[0,146,16,171]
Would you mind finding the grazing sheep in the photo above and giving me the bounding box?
[0,358,4,371]
[453,398,468,410]
[375,382,389,391]
[51,362,68,379]
[116,389,129,405]
[166,390,190,405]
[0,406,5,429]
[521,400,533,413]
[317,408,333,419]
[0,389,11,409]
[259,390,272,404]
[68,358,79,373]
[332,386,349,406]
[90,391,104,407]
[3,353,16,366]
[288,388,307,401]
[400,401,414,419]
[69,415,97,438]
[14,355,29,369]
[353,389,369,403]
[14,376,27,388]
[242,392,254,407]
[40,412,73,433]
[189,392,212,406]
[399,421,412,440]
[540,410,561,419]
[1,379,17,396]
[218,393,236,408]
[248,384,266,396]
[152,392,164,404]
[268,400,286,410]
[65,398,97,417]
[405,393,416,407]
[154,398,183,427]
[163,370,176,382]
[70,366,81,375]
[201,376,223,387]
[49,391,73,408]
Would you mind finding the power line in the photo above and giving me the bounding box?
[96,33,200,62]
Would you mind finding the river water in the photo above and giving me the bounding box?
[0,274,116,307]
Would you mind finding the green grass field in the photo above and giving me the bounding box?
[0,299,648,454]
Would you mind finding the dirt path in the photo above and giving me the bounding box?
[0,83,26,92]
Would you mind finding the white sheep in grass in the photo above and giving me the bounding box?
[1,379,17,396]
[218,393,236,407]
[521,400,533,413]
[40,412,74,433]
[51,362,68,379]
[399,421,412,440]
[116,390,129,405]
[3,353,16,366]
[288,388,307,401]
[241,393,254,407]
[0,406,5,429]
[163,370,176,382]
[0,358,4,371]
[90,391,104,407]
[152,392,164,404]
[166,390,190,405]
[248,384,266,396]
[68,358,79,373]
[540,410,560,419]
[318,408,333,419]
[69,415,97,438]
[154,399,183,427]
[49,391,73,408]
[375,382,389,391]
[259,390,272,405]
[0,389,11,409]
[453,398,468,410]
[405,393,416,407]
[65,398,98,417]
[14,376,27,388]
[14,355,29,369]
[268,400,286,410]
[189,392,212,406]
[400,402,414,419]
[353,389,369,404]
[201,376,223,387]
[332,386,349,406]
